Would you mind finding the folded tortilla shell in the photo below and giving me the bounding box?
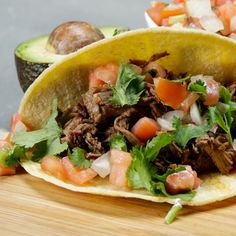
[19,27,236,205]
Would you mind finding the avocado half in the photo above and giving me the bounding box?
[15,26,129,92]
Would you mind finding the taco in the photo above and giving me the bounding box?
[6,28,236,211]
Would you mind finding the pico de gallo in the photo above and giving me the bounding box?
[146,0,236,39]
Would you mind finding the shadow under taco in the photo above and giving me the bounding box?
[12,27,236,207]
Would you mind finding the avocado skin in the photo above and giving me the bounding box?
[15,54,50,92]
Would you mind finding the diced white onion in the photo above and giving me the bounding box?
[165,3,184,10]
[163,110,185,122]
[199,15,224,33]
[233,139,236,151]
[190,75,213,87]
[171,23,185,29]
[190,103,203,125]
[0,129,9,140]
[229,33,236,40]
[157,118,173,131]
[186,0,215,18]
[91,152,111,178]
[144,11,158,28]
[14,121,26,133]
[231,15,236,32]
[157,110,185,131]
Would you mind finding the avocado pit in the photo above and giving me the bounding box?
[46,21,105,55]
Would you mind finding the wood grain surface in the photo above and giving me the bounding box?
[1,170,236,236]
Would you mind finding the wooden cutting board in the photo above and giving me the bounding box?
[1,171,236,236]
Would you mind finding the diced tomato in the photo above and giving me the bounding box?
[7,113,28,142]
[161,18,169,26]
[179,92,200,113]
[191,170,203,189]
[184,165,202,189]
[218,1,236,35]
[89,63,118,89]
[61,156,97,186]
[165,170,194,195]
[203,77,220,106]
[154,78,188,109]
[211,0,216,7]
[41,156,67,181]
[0,165,16,176]
[0,140,11,148]
[165,166,201,195]
[215,0,230,6]
[144,62,167,78]
[161,5,185,18]
[109,149,132,188]
[147,2,166,25]
[131,117,161,142]
[173,0,185,3]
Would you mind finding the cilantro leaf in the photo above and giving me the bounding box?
[171,74,191,83]
[110,60,145,106]
[154,182,196,201]
[172,118,210,147]
[144,133,173,161]
[127,133,196,202]
[12,99,68,159]
[0,145,26,167]
[112,28,127,36]
[220,85,232,103]
[31,141,47,162]
[208,106,233,143]
[109,134,127,151]
[153,166,186,182]
[189,80,206,94]
[128,147,156,192]
[68,147,91,168]
[128,133,174,191]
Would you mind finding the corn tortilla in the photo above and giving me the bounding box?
[19,27,236,205]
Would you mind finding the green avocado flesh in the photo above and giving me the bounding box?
[15,26,129,92]
[15,35,65,63]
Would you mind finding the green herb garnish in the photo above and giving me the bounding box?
[110,60,145,106]
[68,147,91,168]
[109,134,127,151]
[189,79,207,94]
[165,199,183,224]
[172,118,210,147]
[0,145,26,167]
[12,99,68,160]
[127,133,195,202]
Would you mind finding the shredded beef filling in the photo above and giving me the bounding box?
[60,78,236,174]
